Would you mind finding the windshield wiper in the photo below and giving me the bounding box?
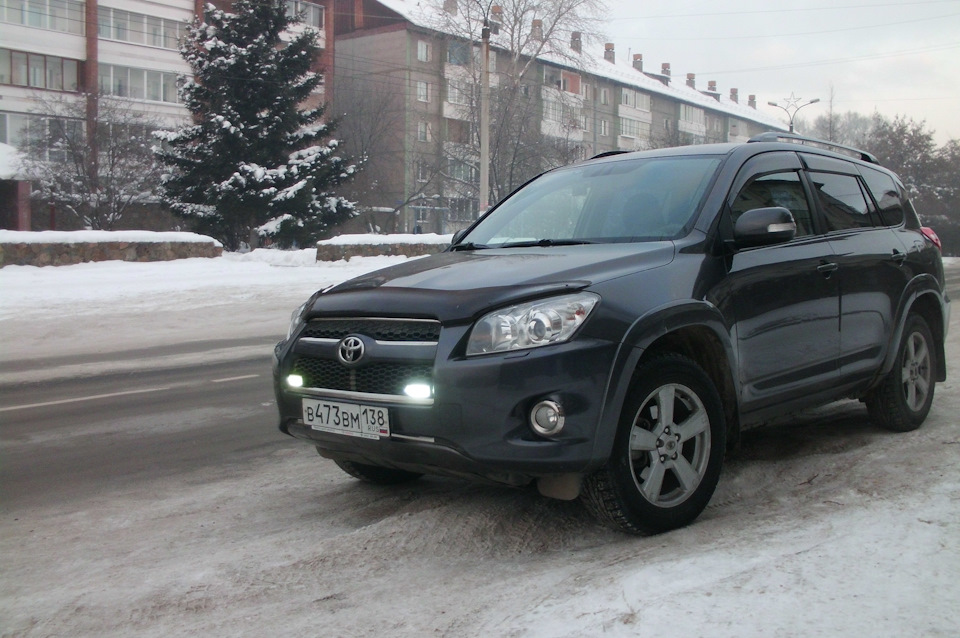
[449,241,491,252]
[498,239,595,249]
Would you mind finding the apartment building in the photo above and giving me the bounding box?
[333,0,787,235]
[0,0,330,229]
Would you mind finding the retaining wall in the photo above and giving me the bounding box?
[0,231,223,267]
[315,234,451,261]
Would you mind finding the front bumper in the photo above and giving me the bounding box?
[274,329,620,485]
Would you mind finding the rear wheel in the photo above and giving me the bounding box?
[582,354,726,534]
[866,314,936,432]
[328,455,423,485]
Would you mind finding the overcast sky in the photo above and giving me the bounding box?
[599,0,960,144]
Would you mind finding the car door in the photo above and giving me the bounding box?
[801,154,909,384]
[710,152,841,415]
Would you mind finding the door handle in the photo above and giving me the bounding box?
[817,261,838,276]
[891,250,907,265]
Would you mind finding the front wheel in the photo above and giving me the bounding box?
[581,354,726,535]
[866,314,937,432]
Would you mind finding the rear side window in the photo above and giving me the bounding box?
[731,171,815,237]
[859,166,905,227]
[808,172,874,232]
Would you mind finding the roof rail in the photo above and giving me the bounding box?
[590,150,629,160]
[748,132,879,164]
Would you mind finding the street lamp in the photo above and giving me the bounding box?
[767,94,821,133]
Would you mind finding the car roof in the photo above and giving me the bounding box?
[582,135,892,177]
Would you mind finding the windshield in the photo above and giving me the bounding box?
[461,155,722,247]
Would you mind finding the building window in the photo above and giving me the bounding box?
[543,100,562,123]
[447,197,478,222]
[98,63,180,103]
[0,48,79,92]
[619,117,650,138]
[417,40,431,63]
[543,67,561,89]
[680,104,705,126]
[0,112,86,160]
[286,0,323,28]
[447,158,477,183]
[97,6,183,49]
[416,161,430,183]
[417,80,429,102]
[600,88,609,105]
[417,121,429,142]
[447,40,469,66]
[447,80,469,106]
[2,0,85,34]
[599,119,609,136]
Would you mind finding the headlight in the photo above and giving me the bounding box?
[466,292,599,356]
[286,300,309,339]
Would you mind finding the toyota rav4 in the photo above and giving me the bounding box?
[273,134,950,534]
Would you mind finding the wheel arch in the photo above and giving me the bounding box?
[886,279,948,383]
[593,302,741,466]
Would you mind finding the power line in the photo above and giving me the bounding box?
[614,0,960,20]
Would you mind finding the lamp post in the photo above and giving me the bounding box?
[479,20,490,213]
[767,94,820,133]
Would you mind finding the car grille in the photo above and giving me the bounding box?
[300,318,441,342]
[291,318,439,399]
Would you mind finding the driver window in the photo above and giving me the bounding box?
[731,171,814,237]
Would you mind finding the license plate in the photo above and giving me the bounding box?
[302,398,390,439]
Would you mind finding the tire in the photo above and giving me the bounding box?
[331,457,423,485]
[582,353,726,535]
[866,314,936,432]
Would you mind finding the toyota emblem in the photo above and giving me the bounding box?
[337,335,365,365]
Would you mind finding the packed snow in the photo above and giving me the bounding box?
[1,249,958,637]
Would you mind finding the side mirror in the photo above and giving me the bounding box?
[451,229,467,245]
[733,207,797,248]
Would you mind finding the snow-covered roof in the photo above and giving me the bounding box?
[372,0,787,130]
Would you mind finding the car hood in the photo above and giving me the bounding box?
[308,243,675,323]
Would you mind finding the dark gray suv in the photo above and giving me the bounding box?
[273,134,950,534]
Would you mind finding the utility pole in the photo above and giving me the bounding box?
[479,20,490,213]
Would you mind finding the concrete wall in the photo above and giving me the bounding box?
[0,239,222,267]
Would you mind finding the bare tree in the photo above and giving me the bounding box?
[430,0,606,205]
[22,93,162,230]
[335,75,447,232]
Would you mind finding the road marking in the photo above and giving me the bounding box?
[211,374,261,383]
[0,387,172,413]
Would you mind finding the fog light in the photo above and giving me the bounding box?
[404,383,433,399]
[286,374,304,388]
[530,400,565,437]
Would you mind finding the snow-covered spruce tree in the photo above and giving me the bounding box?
[156,0,357,250]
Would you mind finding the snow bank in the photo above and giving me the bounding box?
[0,230,222,246]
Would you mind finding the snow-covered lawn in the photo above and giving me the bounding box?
[1,251,958,637]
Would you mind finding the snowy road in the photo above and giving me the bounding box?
[1,254,958,637]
